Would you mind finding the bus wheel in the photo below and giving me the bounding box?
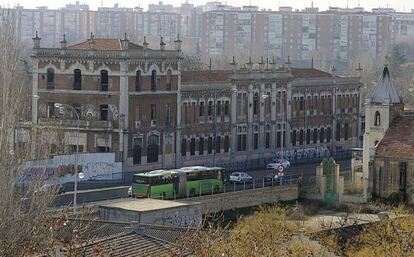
[161,192,166,199]
[214,185,220,193]
[189,188,196,197]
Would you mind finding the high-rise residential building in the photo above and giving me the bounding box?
[1,2,414,69]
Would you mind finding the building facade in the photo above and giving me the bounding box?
[30,35,362,174]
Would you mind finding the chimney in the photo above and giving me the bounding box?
[32,31,41,49]
[60,34,67,49]
[174,33,182,51]
[121,33,129,50]
[160,36,166,51]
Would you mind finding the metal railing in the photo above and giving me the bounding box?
[156,176,299,200]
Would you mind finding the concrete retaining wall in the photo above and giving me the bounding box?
[54,186,129,207]
[179,185,298,214]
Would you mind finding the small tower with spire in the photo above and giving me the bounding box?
[362,65,404,200]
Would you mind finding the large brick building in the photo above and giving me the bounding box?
[31,35,363,173]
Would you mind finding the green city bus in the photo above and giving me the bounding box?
[132,166,225,199]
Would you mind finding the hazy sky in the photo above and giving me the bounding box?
[1,0,413,12]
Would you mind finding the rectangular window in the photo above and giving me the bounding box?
[237,134,247,151]
[277,131,281,147]
[224,135,229,152]
[190,138,195,156]
[313,128,318,144]
[199,138,204,155]
[133,138,141,164]
[165,104,171,126]
[181,139,186,156]
[265,132,270,148]
[253,134,258,150]
[100,104,108,121]
[224,101,230,115]
[327,127,331,143]
[47,102,55,118]
[207,137,213,154]
[320,128,325,143]
[292,130,297,146]
[299,130,304,145]
[216,101,221,115]
[150,104,156,120]
[215,136,221,153]
[306,129,311,144]
[336,123,341,141]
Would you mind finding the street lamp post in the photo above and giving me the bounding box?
[55,103,80,213]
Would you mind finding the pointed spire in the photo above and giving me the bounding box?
[174,34,182,51]
[369,66,402,104]
[32,31,41,49]
[160,36,166,51]
[60,34,67,49]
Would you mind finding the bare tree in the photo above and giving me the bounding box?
[0,10,57,256]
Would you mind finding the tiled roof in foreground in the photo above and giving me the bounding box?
[376,116,414,160]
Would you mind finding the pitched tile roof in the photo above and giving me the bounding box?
[52,219,194,257]
[376,116,414,160]
[181,70,231,83]
[68,38,143,51]
[291,68,332,78]
[80,232,188,257]
[369,66,402,104]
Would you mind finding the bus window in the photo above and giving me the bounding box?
[187,170,221,181]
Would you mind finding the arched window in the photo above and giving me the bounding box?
[136,70,142,92]
[100,70,108,91]
[374,111,381,126]
[46,68,54,89]
[147,135,159,163]
[73,69,82,90]
[151,70,157,91]
[166,69,172,90]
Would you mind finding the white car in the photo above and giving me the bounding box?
[229,172,253,183]
[267,159,291,170]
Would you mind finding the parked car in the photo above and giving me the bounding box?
[267,159,291,170]
[229,172,253,183]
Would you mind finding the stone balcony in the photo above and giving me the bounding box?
[39,118,113,130]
